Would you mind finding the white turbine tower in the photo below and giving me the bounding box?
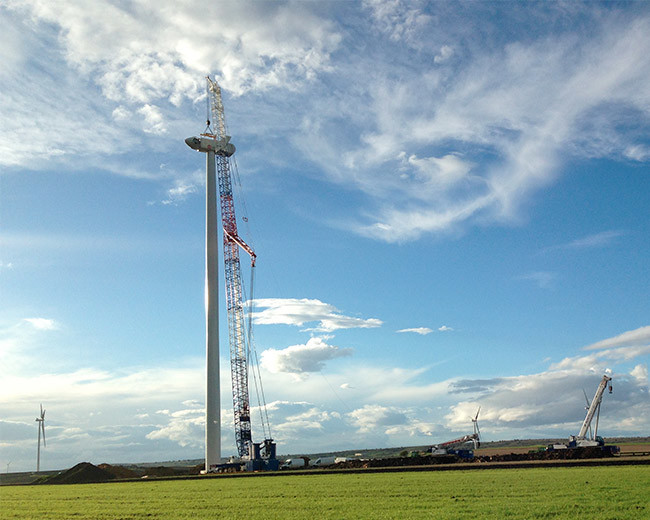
[35,404,46,472]
[185,77,236,471]
[471,407,481,449]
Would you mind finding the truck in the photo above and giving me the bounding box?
[312,456,336,467]
[547,374,619,455]
[280,458,306,469]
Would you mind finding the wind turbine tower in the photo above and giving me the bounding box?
[185,79,236,471]
[35,404,46,472]
[187,76,275,472]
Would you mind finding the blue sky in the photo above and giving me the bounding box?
[1,0,649,473]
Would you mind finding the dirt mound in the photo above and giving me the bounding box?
[40,462,116,485]
[476,446,617,463]
[336,454,458,469]
[98,464,141,479]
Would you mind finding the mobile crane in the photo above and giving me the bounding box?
[429,408,481,460]
[548,374,619,454]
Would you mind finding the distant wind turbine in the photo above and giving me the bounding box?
[35,404,46,472]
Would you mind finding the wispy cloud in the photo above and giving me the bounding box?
[23,318,58,330]
[545,230,626,252]
[2,4,649,243]
[313,13,650,242]
[250,298,382,332]
[396,327,433,335]
[396,326,453,334]
[516,271,557,289]
[583,325,650,351]
[362,0,432,45]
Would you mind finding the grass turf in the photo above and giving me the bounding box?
[2,465,649,519]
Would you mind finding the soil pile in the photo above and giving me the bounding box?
[477,446,616,462]
[98,464,141,479]
[39,462,115,485]
[336,454,457,469]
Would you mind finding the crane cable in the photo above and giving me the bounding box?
[232,155,273,440]
[246,266,273,440]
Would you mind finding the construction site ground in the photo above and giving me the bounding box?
[4,444,649,486]
[474,443,650,457]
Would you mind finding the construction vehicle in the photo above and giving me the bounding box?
[547,374,619,455]
[281,458,307,470]
[429,408,481,460]
[312,456,337,467]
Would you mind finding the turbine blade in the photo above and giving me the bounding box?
[41,422,46,447]
[475,406,481,421]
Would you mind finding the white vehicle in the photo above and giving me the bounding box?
[312,456,336,466]
[281,458,306,469]
[334,457,348,464]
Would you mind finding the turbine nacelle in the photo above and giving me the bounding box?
[185,135,235,157]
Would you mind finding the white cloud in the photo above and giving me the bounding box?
[0,0,341,172]
[347,404,408,433]
[438,325,453,332]
[253,400,347,447]
[624,144,650,161]
[385,421,437,437]
[6,0,341,99]
[111,105,130,121]
[446,365,650,438]
[396,327,433,335]
[23,318,58,330]
[630,364,648,382]
[146,407,204,448]
[2,322,650,470]
[251,298,382,332]
[138,104,167,135]
[550,344,650,372]
[162,182,199,206]
[363,0,433,45]
[546,230,626,251]
[312,13,650,242]
[407,153,474,189]
[1,318,61,373]
[261,337,352,377]
[2,4,648,242]
[434,45,454,64]
[583,325,650,351]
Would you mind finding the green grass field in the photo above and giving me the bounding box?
[2,465,649,519]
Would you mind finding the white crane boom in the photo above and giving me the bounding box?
[577,374,611,439]
[435,433,479,449]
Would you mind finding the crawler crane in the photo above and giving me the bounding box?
[186,76,277,471]
[548,374,619,454]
